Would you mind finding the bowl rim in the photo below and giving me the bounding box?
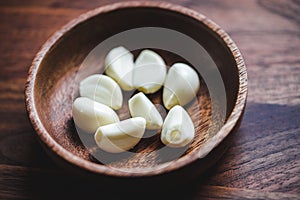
[25,1,248,177]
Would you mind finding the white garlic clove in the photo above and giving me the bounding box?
[133,49,167,94]
[72,97,119,133]
[94,117,146,153]
[161,105,194,147]
[163,63,200,110]
[104,46,134,91]
[79,74,123,110]
[128,92,163,130]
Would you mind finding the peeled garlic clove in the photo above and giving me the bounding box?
[161,105,194,147]
[128,92,163,130]
[72,97,119,133]
[94,117,146,153]
[163,63,200,110]
[104,46,134,91]
[79,74,123,110]
[133,49,167,94]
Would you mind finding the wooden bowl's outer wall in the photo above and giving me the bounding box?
[25,1,247,184]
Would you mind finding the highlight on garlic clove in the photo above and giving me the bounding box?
[133,49,167,94]
[104,46,134,91]
[94,117,146,153]
[128,92,163,130]
[72,97,119,133]
[79,74,123,110]
[163,63,200,110]
[161,105,195,148]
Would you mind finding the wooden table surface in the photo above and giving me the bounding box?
[1,0,299,199]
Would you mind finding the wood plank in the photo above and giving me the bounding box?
[205,125,300,193]
[195,185,300,200]
[0,0,190,10]
[0,0,118,9]
[0,164,298,200]
[0,6,83,16]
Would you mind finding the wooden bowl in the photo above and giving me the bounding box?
[25,1,247,187]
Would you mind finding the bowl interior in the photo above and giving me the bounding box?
[32,5,239,173]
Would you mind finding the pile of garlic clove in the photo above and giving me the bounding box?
[72,46,200,153]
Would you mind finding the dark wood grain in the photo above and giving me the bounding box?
[0,0,299,199]
[1,164,299,200]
